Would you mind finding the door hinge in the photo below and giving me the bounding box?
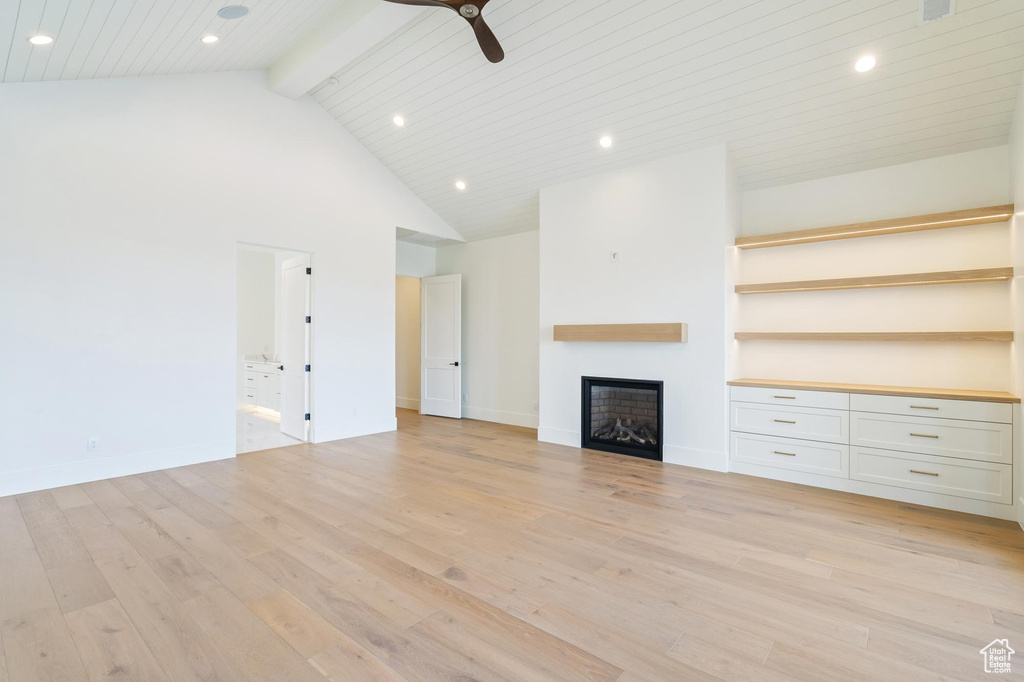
[305,364,311,372]
[304,413,311,421]
[306,267,311,275]
[305,316,311,323]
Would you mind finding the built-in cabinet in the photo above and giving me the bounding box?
[728,380,1019,518]
[242,361,282,413]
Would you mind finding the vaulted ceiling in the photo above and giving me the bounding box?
[0,0,345,82]
[4,0,1023,242]
[312,0,1024,240]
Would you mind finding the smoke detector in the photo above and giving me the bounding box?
[919,0,955,25]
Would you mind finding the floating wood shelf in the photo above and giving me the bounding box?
[553,323,687,343]
[728,378,1020,403]
[735,204,1014,250]
[735,331,1014,342]
[735,267,1014,295]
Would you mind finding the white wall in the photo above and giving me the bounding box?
[436,231,540,428]
[538,146,737,471]
[1008,76,1024,522]
[396,276,422,411]
[742,147,1011,235]
[273,249,307,356]
[0,70,458,497]
[738,147,1013,390]
[236,247,276,406]
[396,241,437,278]
[237,248,276,358]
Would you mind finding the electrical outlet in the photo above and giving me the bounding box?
[463,393,469,403]
[533,401,539,411]
[87,438,99,452]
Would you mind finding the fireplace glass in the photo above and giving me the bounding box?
[581,376,664,461]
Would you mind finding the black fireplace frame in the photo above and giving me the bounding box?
[581,376,664,461]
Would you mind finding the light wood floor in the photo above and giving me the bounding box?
[2,410,1024,682]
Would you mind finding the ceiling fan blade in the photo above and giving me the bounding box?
[381,0,451,8]
[471,14,504,63]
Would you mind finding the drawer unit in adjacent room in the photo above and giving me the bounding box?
[850,447,1012,504]
[730,401,849,444]
[850,412,1012,464]
[241,361,281,412]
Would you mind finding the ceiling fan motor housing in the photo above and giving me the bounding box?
[460,4,480,18]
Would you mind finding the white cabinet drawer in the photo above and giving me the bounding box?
[245,362,280,373]
[850,412,1012,464]
[244,371,260,386]
[731,403,849,444]
[731,432,848,478]
[849,394,1011,424]
[730,386,848,410]
[851,447,1011,504]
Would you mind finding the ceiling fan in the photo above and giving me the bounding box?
[383,0,504,63]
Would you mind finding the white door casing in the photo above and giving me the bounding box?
[280,255,311,440]
[420,274,462,419]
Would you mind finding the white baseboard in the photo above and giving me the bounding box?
[664,445,728,472]
[0,440,234,498]
[396,397,420,410]
[315,416,398,443]
[538,426,579,447]
[538,427,726,471]
[465,406,538,428]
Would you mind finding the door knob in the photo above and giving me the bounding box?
[450,362,460,366]
[278,365,284,371]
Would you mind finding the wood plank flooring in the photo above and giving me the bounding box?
[2,409,1023,681]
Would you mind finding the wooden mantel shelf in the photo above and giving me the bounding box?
[735,331,1014,342]
[554,323,687,343]
[735,204,1014,250]
[728,378,1020,404]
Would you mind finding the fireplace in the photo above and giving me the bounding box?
[581,376,664,461]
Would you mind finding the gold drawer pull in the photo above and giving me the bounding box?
[910,433,939,439]
[773,451,796,457]
[773,395,796,399]
[909,405,938,410]
[774,419,796,424]
[909,469,939,477]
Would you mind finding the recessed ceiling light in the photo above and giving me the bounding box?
[599,135,614,149]
[201,35,220,44]
[393,115,405,127]
[854,55,876,73]
[217,5,249,20]
[27,35,54,46]
[455,180,467,191]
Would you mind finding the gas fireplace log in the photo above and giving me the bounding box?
[593,418,657,446]
[614,423,648,445]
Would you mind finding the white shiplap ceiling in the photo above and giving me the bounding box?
[0,0,345,83]
[312,0,1024,241]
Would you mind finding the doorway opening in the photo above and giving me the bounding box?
[236,243,312,454]
[396,234,463,425]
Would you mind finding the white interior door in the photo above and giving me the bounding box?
[420,274,462,418]
[280,255,310,440]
